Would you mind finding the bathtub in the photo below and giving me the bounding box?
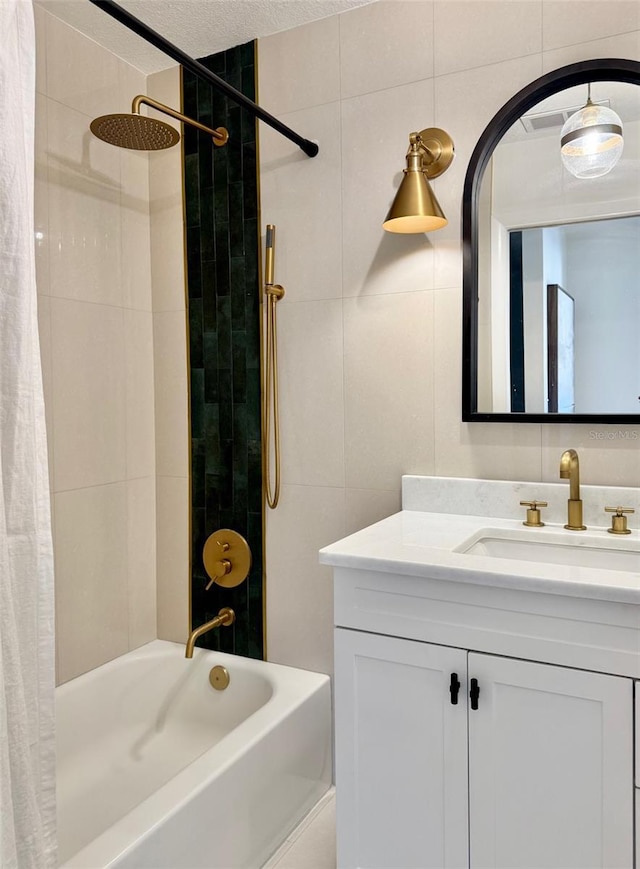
[56,640,332,868]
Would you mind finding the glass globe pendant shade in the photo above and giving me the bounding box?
[560,99,623,179]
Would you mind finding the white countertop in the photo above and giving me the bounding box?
[319,510,640,605]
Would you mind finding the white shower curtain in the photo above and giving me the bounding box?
[0,2,57,867]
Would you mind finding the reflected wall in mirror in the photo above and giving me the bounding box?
[463,59,640,423]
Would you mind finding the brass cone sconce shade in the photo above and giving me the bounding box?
[560,84,623,179]
[383,128,454,233]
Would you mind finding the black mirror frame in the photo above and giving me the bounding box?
[462,58,640,423]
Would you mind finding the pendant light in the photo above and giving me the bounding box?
[383,128,454,233]
[560,83,623,179]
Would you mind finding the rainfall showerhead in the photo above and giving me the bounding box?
[90,113,180,151]
[90,95,228,152]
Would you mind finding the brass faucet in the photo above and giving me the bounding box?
[185,607,235,658]
[559,449,586,531]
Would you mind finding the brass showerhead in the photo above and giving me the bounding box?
[90,113,180,151]
[90,95,228,152]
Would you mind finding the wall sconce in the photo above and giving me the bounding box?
[383,127,454,233]
[560,84,623,179]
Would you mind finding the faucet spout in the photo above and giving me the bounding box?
[559,449,586,530]
[185,607,235,658]
[559,448,580,500]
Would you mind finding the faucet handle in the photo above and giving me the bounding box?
[604,506,634,535]
[520,500,548,527]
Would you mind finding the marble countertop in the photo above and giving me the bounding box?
[319,509,640,605]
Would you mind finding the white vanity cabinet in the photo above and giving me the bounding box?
[323,478,640,869]
[334,630,469,869]
[335,627,634,869]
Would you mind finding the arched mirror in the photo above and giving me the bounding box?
[462,59,640,423]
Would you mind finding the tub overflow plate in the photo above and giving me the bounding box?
[209,665,230,691]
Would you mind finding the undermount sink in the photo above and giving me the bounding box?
[457,530,640,573]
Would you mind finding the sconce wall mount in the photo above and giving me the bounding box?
[383,127,454,234]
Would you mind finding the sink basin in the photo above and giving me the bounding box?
[457,530,640,572]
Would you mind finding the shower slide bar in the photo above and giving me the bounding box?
[263,225,284,510]
[87,0,319,158]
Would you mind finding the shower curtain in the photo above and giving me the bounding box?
[0,1,57,867]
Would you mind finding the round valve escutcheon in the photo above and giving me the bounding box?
[203,529,252,589]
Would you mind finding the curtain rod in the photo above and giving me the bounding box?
[87,0,319,157]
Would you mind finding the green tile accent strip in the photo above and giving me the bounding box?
[183,41,263,659]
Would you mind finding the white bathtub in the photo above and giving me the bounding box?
[56,640,332,868]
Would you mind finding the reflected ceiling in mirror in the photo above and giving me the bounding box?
[462,59,640,423]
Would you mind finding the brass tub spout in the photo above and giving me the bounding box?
[185,607,235,658]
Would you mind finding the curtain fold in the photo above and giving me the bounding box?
[0,2,57,867]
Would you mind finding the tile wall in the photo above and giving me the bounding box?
[258,0,640,676]
[34,5,157,682]
[147,66,191,645]
[182,43,264,658]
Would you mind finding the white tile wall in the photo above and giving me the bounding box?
[344,487,402,537]
[126,476,157,649]
[153,310,189,478]
[265,485,345,674]
[147,65,191,646]
[155,474,190,643]
[35,8,157,682]
[343,290,435,490]
[50,299,127,492]
[45,11,120,117]
[277,300,345,488]
[46,99,123,307]
[54,483,130,683]
[541,0,640,51]
[259,0,640,677]
[124,309,156,478]
[433,1,542,76]
[259,102,343,302]
[339,1,435,99]
[258,16,341,115]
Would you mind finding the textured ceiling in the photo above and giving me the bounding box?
[36,0,377,74]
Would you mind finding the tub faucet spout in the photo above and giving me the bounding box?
[559,449,586,531]
[185,608,235,658]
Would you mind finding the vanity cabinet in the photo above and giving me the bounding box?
[334,630,469,869]
[335,627,634,869]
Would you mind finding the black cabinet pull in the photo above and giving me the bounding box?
[470,678,480,710]
[449,672,461,705]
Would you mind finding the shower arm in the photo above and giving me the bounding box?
[131,95,228,145]
[88,0,319,158]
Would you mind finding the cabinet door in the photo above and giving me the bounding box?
[335,629,468,869]
[468,653,633,869]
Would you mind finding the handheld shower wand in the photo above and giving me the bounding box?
[264,225,285,509]
[265,224,275,286]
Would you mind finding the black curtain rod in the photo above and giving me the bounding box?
[87,0,319,157]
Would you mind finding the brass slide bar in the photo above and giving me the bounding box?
[88,0,319,158]
[264,225,284,509]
